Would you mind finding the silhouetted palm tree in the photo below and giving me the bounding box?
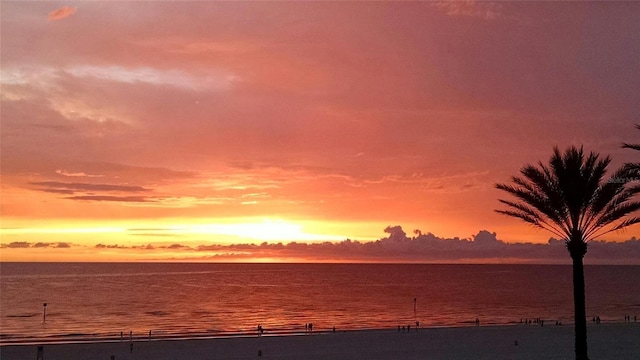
[495,146,640,360]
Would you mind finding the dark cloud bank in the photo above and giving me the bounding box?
[5,226,639,263]
[184,226,640,264]
[2,241,72,249]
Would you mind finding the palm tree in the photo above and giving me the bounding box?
[495,146,640,360]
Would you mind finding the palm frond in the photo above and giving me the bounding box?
[496,145,640,247]
[589,217,640,240]
[496,180,569,234]
[582,167,634,231]
[494,209,566,239]
[593,201,640,230]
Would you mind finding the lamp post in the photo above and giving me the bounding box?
[414,298,417,321]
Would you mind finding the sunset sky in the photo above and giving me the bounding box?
[1,1,639,262]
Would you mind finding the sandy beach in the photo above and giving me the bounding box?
[1,323,638,360]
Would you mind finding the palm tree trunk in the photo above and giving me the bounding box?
[572,254,589,360]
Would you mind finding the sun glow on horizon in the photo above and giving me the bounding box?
[0,219,348,243]
[122,219,348,242]
[0,218,358,262]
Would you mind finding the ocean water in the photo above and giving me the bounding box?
[1,263,639,343]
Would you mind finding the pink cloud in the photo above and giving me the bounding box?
[48,6,77,21]
[431,1,501,20]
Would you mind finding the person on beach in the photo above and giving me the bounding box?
[309,323,313,333]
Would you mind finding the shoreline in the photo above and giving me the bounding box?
[2,322,638,360]
[2,318,636,346]
[0,321,571,346]
[0,320,519,346]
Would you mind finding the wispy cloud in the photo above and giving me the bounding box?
[66,65,236,91]
[361,171,491,193]
[56,163,197,184]
[95,243,128,249]
[133,37,265,56]
[0,67,60,87]
[431,1,502,20]
[1,241,73,249]
[29,181,155,203]
[48,6,77,21]
[56,169,104,178]
[66,195,152,203]
[1,65,235,93]
[30,181,150,193]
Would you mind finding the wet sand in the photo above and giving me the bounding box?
[1,323,638,359]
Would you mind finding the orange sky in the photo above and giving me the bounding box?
[1,1,639,262]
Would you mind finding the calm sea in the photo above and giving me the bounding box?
[1,263,639,343]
